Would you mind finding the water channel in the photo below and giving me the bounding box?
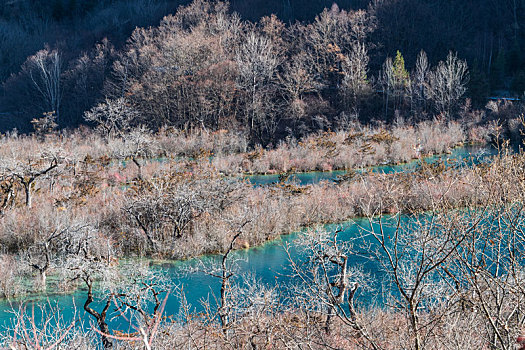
[0,145,498,332]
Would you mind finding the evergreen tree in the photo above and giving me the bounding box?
[387,50,410,114]
[392,50,410,89]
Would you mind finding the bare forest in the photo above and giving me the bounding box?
[1,0,525,349]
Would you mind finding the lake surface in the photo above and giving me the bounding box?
[0,145,498,333]
[0,219,389,331]
[245,145,497,185]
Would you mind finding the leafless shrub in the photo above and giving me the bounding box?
[0,254,22,298]
[1,301,93,350]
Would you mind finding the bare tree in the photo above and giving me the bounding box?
[94,290,170,350]
[0,254,22,298]
[23,48,62,123]
[380,57,395,119]
[426,51,469,118]
[1,301,91,350]
[83,98,139,139]
[0,151,60,207]
[279,54,320,119]
[76,265,171,350]
[124,171,246,255]
[410,50,430,116]
[446,153,525,349]
[451,207,525,349]
[341,42,371,110]
[61,228,116,349]
[236,31,280,142]
[189,219,258,342]
[25,227,65,292]
[108,125,157,178]
[112,263,173,329]
[21,214,90,292]
[287,226,379,349]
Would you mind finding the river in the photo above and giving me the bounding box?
[0,145,498,332]
[245,145,496,185]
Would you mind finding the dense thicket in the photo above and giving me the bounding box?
[1,0,524,140]
[2,2,525,348]
[2,131,525,349]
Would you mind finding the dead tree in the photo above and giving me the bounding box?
[83,274,113,349]
[2,302,80,349]
[59,223,116,348]
[112,263,173,329]
[23,48,62,123]
[83,98,138,139]
[426,51,469,118]
[25,222,87,292]
[190,220,250,340]
[287,226,379,350]
[25,228,61,292]
[3,154,59,207]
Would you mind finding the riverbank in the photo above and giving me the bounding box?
[3,172,525,349]
[2,145,525,349]
[0,143,504,300]
[0,120,498,302]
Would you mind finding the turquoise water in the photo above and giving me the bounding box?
[0,220,387,331]
[0,146,498,333]
[245,145,497,186]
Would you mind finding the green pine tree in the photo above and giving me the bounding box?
[393,50,410,88]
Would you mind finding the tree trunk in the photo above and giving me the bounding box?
[37,269,47,292]
[84,282,113,349]
[409,303,421,350]
[98,321,113,349]
[220,269,230,336]
[23,182,32,208]
[324,306,333,334]
[131,157,142,179]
